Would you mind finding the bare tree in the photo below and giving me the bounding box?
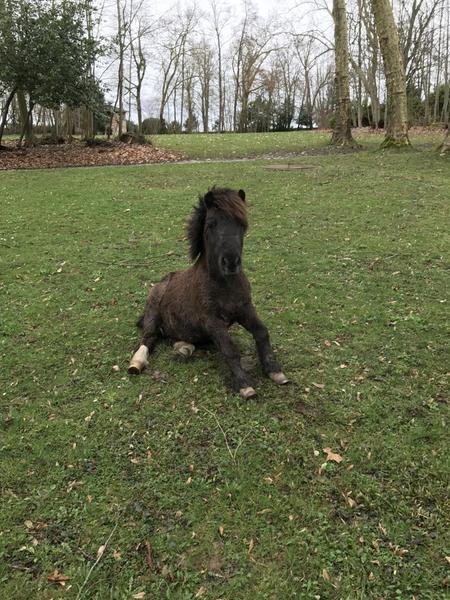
[157,9,196,132]
[193,40,214,132]
[130,17,148,134]
[232,10,279,133]
[331,0,356,145]
[369,0,411,147]
[210,0,230,132]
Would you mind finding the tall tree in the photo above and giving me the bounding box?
[331,0,356,145]
[210,0,229,132]
[369,0,411,147]
[438,127,450,153]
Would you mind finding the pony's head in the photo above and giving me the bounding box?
[187,188,248,278]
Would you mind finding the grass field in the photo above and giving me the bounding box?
[150,128,446,159]
[1,132,449,599]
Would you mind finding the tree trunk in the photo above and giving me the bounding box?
[17,91,34,147]
[0,87,17,145]
[438,128,450,154]
[331,0,356,146]
[82,107,94,140]
[63,105,73,141]
[370,0,411,147]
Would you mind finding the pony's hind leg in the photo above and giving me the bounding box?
[128,292,162,375]
[128,325,159,374]
[173,341,195,359]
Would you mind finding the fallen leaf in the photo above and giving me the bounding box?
[133,593,146,599]
[96,544,106,559]
[24,520,33,529]
[342,492,356,508]
[47,569,70,586]
[145,540,153,570]
[322,568,330,581]
[323,448,343,463]
[446,556,450,564]
[84,411,95,423]
[66,480,83,493]
[218,525,224,536]
[248,538,254,553]
[312,382,325,389]
[113,549,122,560]
[112,365,120,372]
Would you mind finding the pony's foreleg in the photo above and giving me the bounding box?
[238,308,289,385]
[209,324,256,399]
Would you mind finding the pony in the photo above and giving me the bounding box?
[128,187,288,398]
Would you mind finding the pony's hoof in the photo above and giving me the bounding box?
[128,345,149,374]
[269,372,290,385]
[174,341,195,359]
[240,386,257,399]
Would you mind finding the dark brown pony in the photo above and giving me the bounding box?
[128,187,288,398]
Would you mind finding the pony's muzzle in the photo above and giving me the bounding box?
[221,254,241,275]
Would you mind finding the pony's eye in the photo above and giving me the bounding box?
[207,219,217,229]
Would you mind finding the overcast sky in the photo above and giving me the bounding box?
[96,0,334,121]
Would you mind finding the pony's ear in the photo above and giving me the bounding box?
[204,191,215,208]
[238,189,246,202]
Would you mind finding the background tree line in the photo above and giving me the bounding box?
[0,0,449,147]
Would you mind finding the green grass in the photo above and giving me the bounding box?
[1,137,449,599]
[150,129,446,159]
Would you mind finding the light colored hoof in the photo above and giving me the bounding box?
[240,386,257,399]
[128,345,149,375]
[173,341,195,359]
[269,372,289,385]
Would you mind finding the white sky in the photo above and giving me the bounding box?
[96,0,334,120]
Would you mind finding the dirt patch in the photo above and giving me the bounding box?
[0,139,183,170]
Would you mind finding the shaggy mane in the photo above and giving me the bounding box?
[186,188,248,261]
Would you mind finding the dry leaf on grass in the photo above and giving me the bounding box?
[47,569,70,586]
[323,448,343,463]
[145,540,153,570]
[133,593,146,599]
[0,140,182,171]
